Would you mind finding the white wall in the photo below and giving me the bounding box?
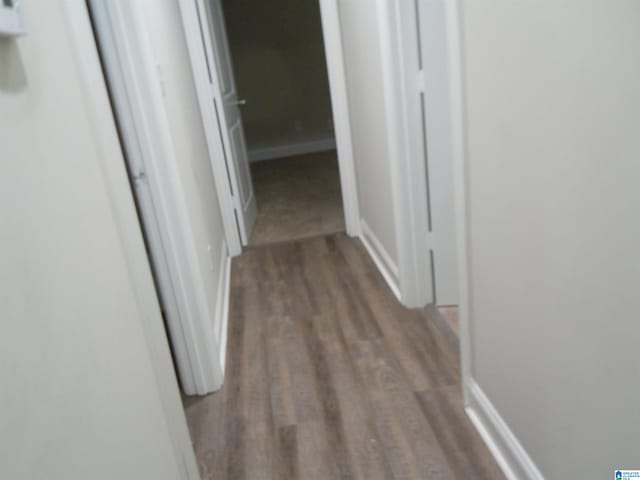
[0,1,192,478]
[459,1,640,477]
[222,0,335,155]
[338,0,399,271]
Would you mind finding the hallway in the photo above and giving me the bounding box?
[184,234,503,479]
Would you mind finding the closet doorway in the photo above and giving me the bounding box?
[180,0,360,252]
[224,0,343,245]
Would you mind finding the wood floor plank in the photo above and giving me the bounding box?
[296,421,342,480]
[223,286,248,480]
[265,333,296,428]
[184,233,505,480]
[275,425,299,480]
[182,388,226,480]
[292,290,355,479]
[415,385,506,479]
[242,285,275,480]
[349,339,454,479]
[323,343,396,480]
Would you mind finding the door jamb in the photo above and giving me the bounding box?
[445,0,473,404]
[376,0,434,308]
[178,0,362,249]
[319,0,361,237]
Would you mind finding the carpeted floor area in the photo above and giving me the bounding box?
[249,150,345,246]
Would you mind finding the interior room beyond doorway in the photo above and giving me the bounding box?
[222,0,344,246]
[250,151,344,245]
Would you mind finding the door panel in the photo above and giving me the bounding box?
[417,0,458,305]
[198,0,256,244]
[205,0,234,97]
[228,119,255,212]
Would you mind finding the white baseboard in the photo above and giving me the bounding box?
[214,241,232,383]
[359,219,401,301]
[465,379,545,480]
[248,137,336,162]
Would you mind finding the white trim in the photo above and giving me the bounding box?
[0,0,26,37]
[414,0,460,307]
[62,1,198,478]
[248,137,336,162]
[89,0,198,391]
[177,0,242,256]
[319,0,361,238]
[360,220,401,301]
[466,380,545,480]
[90,0,224,397]
[215,241,232,374]
[447,0,474,407]
[375,0,433,308]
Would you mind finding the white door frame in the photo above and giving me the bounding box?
[64,0,199,477]
[89,1,227,396]
[445,0,473,404]
[414,0,459,307]
[178,0,361,252]
[374,0,463,309]
[375,0,433,308]
[319,0,361,237]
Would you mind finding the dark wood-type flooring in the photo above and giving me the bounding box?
[183,233,504,479]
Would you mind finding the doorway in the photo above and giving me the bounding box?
[220,0,343,245]
[181,0,360,253]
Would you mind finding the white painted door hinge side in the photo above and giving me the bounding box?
[131,169,147,186]
[231,190,242,215]
[416,69,425,93]
[156,64,167,97]
[426,231,436,250]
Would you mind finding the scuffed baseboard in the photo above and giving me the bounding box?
[359,219,401,301]
[465,379,545,480]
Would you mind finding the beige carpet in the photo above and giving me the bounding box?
[249,150,345,245]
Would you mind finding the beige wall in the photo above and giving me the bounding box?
[460,1,640,477]
[0,1,184,478]
[221,0,334,150]
[338,0,398,263]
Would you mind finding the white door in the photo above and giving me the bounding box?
[417,0,459,305]
[196,0,257,245]
[90,0,225,393]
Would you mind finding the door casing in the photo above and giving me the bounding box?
[375,0,460,308]
[89,0,228,396]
